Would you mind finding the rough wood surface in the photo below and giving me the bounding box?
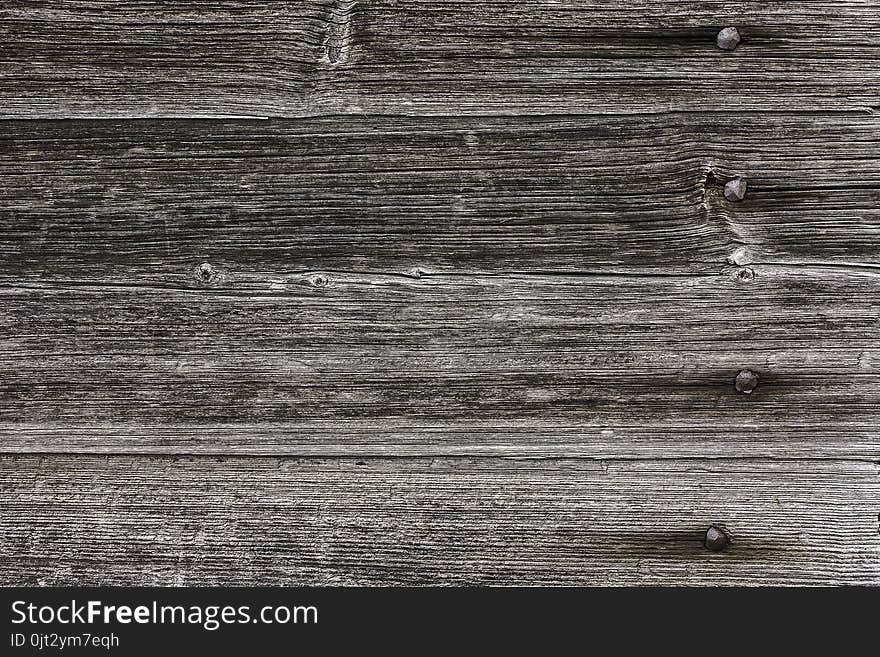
[2,1,878,117]
[2,115,878,277]
[1,456,877,586]
[2,1,878,586]
[3,264,880,458]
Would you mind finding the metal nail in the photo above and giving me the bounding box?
[717,27,741,51]
[735,369,759,394]
[705,526,730,552]
[724,177,748,202]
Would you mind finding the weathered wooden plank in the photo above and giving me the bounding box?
[2,2,877,590]
[1,265,878,457]
[1,115,878,278]
[321,0,880,116]
[2,1,877,118]
[0,455,876,585]
[0,1,331,118]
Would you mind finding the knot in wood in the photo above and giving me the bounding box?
[735,369,759,394]
[194,262,217,285]
[704,526,730,552]
[724,177,748,202]
[310,273,331,288]
[736,267,755,283]
[716,27,741,51]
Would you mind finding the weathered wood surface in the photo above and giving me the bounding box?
[1,1,878,585]
[1,456,877,586]
[3,264,880,459]
[2,1,878,117]
[2,115,878,276]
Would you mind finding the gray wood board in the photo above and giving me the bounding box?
[2,3,878,586]
[2,115,878,278]
[0,115,878,461]
[2,1,878,117]
[2,265,880,458]
[1,456,877,585]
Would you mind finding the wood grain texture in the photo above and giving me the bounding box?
[0,456,877,586]
[2,114,878,278]
[1,114,877,459]
[325,0,880,116]
[2,265,880,457]
[2,2,878,586]
[0,0,330,118]
[2,1,878,118]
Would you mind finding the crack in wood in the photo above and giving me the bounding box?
[324,0,357,65]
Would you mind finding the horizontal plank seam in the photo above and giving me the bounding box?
[0,108,876,123]
[1,451,876,464]
[4,262,880,293]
